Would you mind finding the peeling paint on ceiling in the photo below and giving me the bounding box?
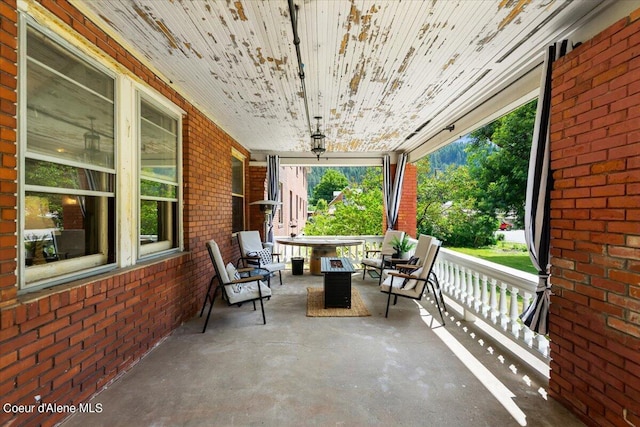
[70,0,615,159]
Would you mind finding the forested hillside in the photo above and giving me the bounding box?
[427,139,468,173]
[306,142,468,197]
[306,167,369,197]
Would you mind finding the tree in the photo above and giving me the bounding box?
[416,160,497,247]
[466,100,537,227]
[428,139,469,172]
[309,169,349,206]
[304,168,383,236]
[307,166,370,196]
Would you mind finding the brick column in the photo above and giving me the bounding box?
[396,163,417,237]
[383,162,418,237]
[248,165,267,239]
[548,9,640,426]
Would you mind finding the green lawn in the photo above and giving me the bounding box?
[447,243,537,275]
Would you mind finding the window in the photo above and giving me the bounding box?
[19,17,184,291]
[21,24,116,288]
[139,98,180,256]
[278,182,283,224]
[289,191,293,221]
[231,149,245,233]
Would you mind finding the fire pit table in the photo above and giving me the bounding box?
[321,257,355,309]
[276,238,364,275]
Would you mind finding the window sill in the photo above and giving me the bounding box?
[16,251,192,307]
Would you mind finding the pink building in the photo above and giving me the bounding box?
[274,166,308,238]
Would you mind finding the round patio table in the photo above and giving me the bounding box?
[276,237,364,275]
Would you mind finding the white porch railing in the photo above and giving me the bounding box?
[274,235,549,363]
[434,248,550,361]
[273,235,384,263]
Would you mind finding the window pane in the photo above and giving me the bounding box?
[232,156,243,195]
[26,27,114,170]
[232,195,243,233]
[140,179,177,199]
[22,24,117,288]
[24,192,114,267]
[25,159,114,192]
[140,101,178,183]
[140,200,177,247]
[139,98,180,256]
[27,29,114,99]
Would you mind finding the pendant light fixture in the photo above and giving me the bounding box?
[310,116,326,160]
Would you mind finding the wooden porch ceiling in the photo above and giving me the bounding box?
[71,0,634,164]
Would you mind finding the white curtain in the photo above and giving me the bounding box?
[520,40,571,335]
[266,155,280,243]
[383,153,408,230]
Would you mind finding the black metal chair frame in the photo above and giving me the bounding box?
[200,241,269,333]
[382,245,446,324]
[236,253,282,287]
[236,232,284,287]
[361,249,394,285]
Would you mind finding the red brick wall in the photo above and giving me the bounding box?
[397,163,417,237]
[0,1,250,426]
[248,165,267,240]
[549,8,640,427]
[382,162,417,237]
[0,0,18,308]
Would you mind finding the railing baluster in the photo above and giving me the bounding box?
[441,260,451,294]
[499,282,508,330]
[442,260,449,287]
[536,334,549,358]
[480,274,489,317]
[454,264,462,300]
[473,272,481,312]
[466,268,474,307]
[489,278,498,324]
[509,287,520,337]
[458,266,469,305]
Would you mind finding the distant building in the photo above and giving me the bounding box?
[274,166,308,237]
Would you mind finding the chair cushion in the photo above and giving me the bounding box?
[226,263,241,292]
[249,248,272,265]
[381,279,422,299]
[239,231,264,254]
[226,262,240,280]
[381,268,423,293]
[400,267,423,290]
[225,279,272,305]
[262,261,285,273]
[362,258,382,268]
[257,248,272,264]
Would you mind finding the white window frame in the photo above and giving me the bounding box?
[18,16,118,291]
[17,12,184,292]
[231,148,245,234]
[137,90,183,259]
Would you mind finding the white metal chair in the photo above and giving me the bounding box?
[361,230,405,282]
[236,230,285,286]
[200,239,272,333]
[380,238,446,323]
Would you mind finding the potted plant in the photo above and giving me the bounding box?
[391,235,415,259]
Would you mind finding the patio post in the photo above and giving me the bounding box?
[248,164,268,240]
[396,162,417,237]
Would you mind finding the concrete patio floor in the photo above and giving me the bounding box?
[61,269,583,427]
